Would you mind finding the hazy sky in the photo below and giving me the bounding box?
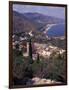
[13,4,65,19]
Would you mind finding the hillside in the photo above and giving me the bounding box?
[13,11,37,34]
[13,11,65,35]
[24,12,64,24]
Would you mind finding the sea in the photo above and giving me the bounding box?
[46,23,65,37]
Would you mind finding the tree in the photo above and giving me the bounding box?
[29,39,32,58]
[36,53,40,63]
[14,43,23,56]
[28,39,33,63]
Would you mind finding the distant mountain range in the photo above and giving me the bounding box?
[23,12,64,24]
[13,11,36,34]
[13,11,65,37]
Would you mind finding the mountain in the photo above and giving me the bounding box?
[23,12,64,25]
[13,11,65,38]
[23,13,65,35]
[13,11,37,34]
[13,11,65,49]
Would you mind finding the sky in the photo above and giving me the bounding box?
[13,4,65,19]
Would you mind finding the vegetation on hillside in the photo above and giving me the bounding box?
[13,41,66,85]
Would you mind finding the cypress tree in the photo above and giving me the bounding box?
[36,53,40,63]
[28,39,33,64]
[29,39,32,59]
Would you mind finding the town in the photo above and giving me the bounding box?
[12,34,65,61]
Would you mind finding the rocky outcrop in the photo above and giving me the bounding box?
[26,77,61,85]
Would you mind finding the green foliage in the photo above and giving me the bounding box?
[44,54,66,82]
[13,47,66,84]
[36,54,40,63]
[31,53,66,82]
[28,57,33,64]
